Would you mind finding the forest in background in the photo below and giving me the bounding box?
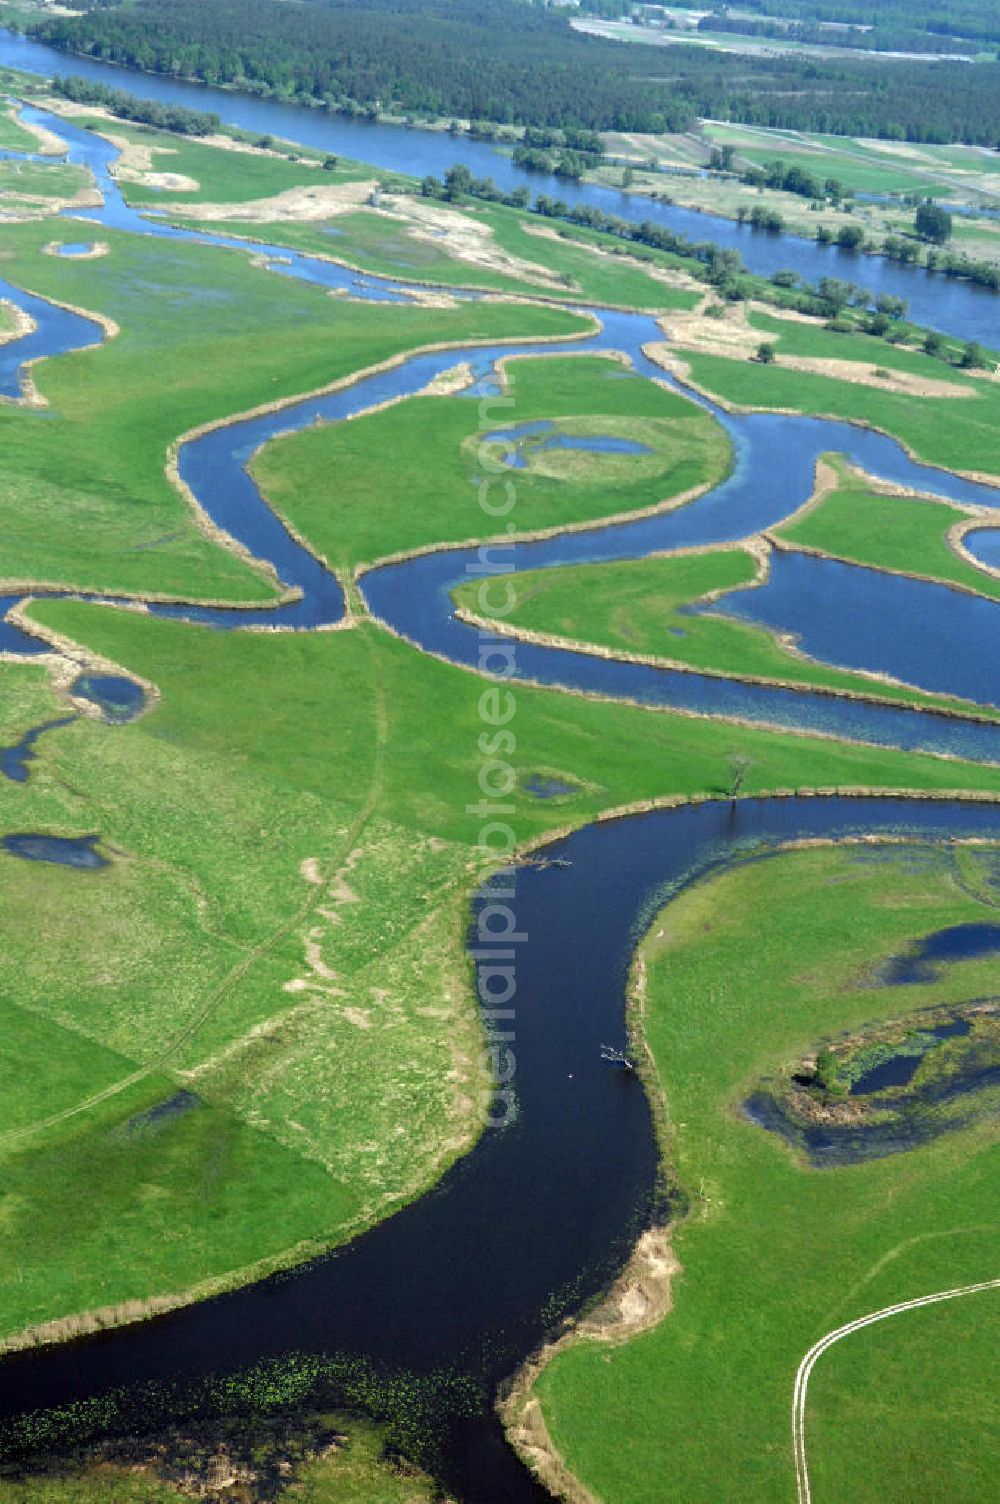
[26,0,1000,142]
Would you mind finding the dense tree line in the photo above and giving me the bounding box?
[724,0,1000,47]
[31,0,696,132]
[28,0,1000,143]
[420,160,1000,292]
[512,144,604,179]
[741,158,842,200]
[696,14,982,57]
[51,73,220,133]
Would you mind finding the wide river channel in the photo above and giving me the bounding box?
[2,24,1000,340]
[0,85,998,1500]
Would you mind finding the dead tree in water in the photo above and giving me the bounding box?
[601,1044,634,1070]
[728,753,752,799]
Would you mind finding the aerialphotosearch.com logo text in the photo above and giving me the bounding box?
[467,370,523,1128]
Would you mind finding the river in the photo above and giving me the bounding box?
[0,96,999,1503]
[2,26,1000,341]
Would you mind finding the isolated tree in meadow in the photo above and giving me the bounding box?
[755,341,776,364]
[915,200,953,244]
[817,276,853,315]
[875,292,908,320]
[728,753,752,795]
[444,163,472,200]
[960,340,987,369]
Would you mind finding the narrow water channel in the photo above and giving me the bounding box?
[0,797,997,1501]
[2,26,999,338]
[1,105,999,1502]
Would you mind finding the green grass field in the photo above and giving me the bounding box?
[746,309,977,376]
[0,104,47,155]
[3,586,998,1348]
[252,353,731,571]
[1,108,999,1494]
[0,159,89,202]
[3,188,995,1348]
[70,115,374,204]
[680,331,1000,481]
[186,199,702,310]
[0,300,18,337]
[703,121,1000,204]
[0,219,584,600]
[533,841,1000,1503]
[777,461,1000,601]
[805,1286,998,1500]
[452,544,1000,718]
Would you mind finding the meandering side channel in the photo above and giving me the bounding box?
[0,796,998,1502]
[2,114,1000,1503]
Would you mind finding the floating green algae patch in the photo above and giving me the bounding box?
[0,1406,441,1502]
[534,840,1000,1504]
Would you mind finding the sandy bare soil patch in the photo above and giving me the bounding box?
[654,298,984,398]
[420,361,474,396]
[41,239,109,260]
[858,139,938,163]
[783,357,977,398]
[381,195,570,287]
[0,298,36,345]
[98,131,201,193]
[40,98,322,165]
[658,294,761,357]
[164,178,378,222]
[522,219,702,293]
[0,183,103,219]
[3,109,66,157]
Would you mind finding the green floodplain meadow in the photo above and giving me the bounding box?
[681,312,1000,483]
[775,457,1000,602]
[0,96,997,1501]
[250,352,731,571]
[452,541,1000,720]
[534,841,1000,1504]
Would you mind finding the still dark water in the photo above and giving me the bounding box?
[1,797,998,1500]
[1,93,1000,1500]
[2,27,1000,339]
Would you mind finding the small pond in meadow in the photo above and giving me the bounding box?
[482,421,653,468]
[73,674,146,724]
[882,923,1000,985]
[0,717,75,783]
[1,832,107,868]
